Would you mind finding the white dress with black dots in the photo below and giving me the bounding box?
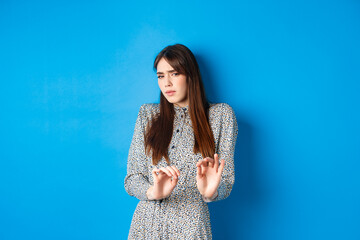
[124,103,238,239]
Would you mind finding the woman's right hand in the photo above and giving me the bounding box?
[146,166,180,200]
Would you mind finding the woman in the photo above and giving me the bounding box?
[124,44,238,239]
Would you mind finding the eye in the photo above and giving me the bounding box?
[157,75,164,79]
[172,72,179,76]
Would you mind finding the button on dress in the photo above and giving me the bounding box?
[124,103,238,239]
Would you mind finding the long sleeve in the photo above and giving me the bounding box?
[124,104,151,201]
[212,103,238,202]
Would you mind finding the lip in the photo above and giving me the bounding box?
[165,90,176,96]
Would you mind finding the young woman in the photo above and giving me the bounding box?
[124,44,238,239]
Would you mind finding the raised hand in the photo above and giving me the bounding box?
[196,153,224,200]
[146,166,180,200]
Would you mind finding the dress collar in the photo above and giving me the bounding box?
[174,105,189,118]
[174,105,189,112]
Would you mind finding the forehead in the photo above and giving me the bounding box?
[156,58,175,73]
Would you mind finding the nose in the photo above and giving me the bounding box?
[164,75,172,87]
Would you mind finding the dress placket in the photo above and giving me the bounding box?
[157,107,189,239]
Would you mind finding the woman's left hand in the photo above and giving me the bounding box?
[196,153,224,200]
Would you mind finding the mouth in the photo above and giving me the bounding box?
[165,91,176,96]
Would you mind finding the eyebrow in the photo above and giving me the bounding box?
[156,70,177,74]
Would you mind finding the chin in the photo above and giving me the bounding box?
[164,97,177,104]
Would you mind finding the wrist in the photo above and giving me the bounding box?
[146,186,155,200]
[202,190,218,202]
[146,185,166,200]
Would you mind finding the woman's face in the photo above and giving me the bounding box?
[157,58,189,107]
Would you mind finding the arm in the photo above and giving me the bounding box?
[195,103,238,202]
[124,105,180,201]
[211,103,238,202]
[124,105,151,201]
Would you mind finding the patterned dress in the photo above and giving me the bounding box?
[124,103,238,239]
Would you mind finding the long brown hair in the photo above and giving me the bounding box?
[145,44,215,165]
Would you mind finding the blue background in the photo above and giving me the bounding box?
[1,0,359,239]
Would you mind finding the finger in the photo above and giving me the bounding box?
[166,166,177,179]
[201,164,207,175]
[159,167,173,177]
[196,159,204,167]
[196,158,207,167]
[171,175,179,185]
[214,154,219,169]
[170,165,180,177]
[208,157,214,168]
[196,165,202,177]
[218,159,225,174]
[204,157,214,167]
[152,168,164,183]
[152,168,159,177]
[198,158,212,167]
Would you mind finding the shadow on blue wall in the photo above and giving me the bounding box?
[195,54,218,103]
[211,120,259,240]
[197,54,262,240]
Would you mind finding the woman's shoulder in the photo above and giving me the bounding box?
[138,103,160,116]
[209,103,238,132]
[209,102,235,115]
